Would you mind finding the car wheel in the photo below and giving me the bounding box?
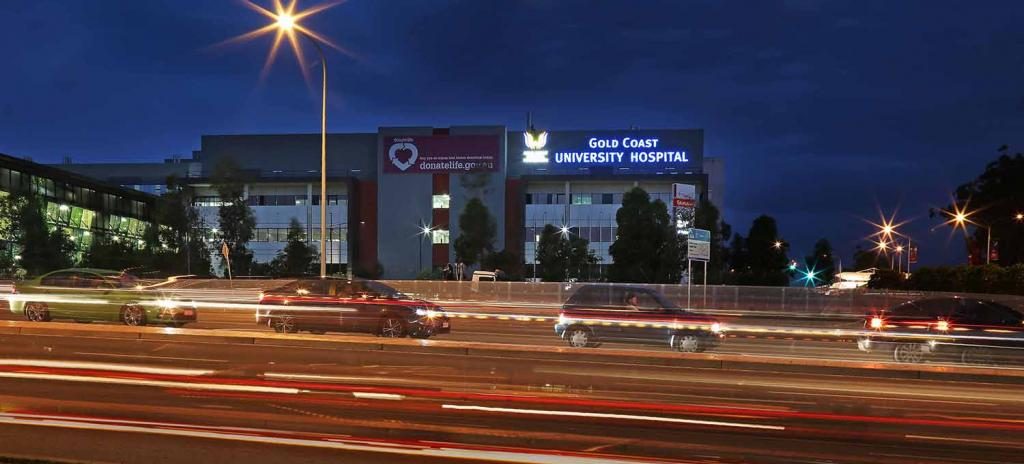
[893,343,926,363]
[122,305,147,327]
[379,316,407,338]
[25,303,50,322]
[961,347,995,365]
[566,326,595,348]
[409,327,432,339]
[673,333,704,353]
[272,316,297,334]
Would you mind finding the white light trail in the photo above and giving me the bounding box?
[441,404,785,431]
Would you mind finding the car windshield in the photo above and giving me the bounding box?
[363,280,407,299]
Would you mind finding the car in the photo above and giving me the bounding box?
[554,284,723,352]
[9,268,197,327]
[256,278,451,338]
[857,297,1024,364]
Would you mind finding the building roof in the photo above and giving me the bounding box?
[0,152,157,204]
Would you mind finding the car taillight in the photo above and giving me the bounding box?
[870,316,883,329]
[258,292,265,302]
[936,320,950,332]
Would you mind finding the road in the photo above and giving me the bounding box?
[1,327,1023,463]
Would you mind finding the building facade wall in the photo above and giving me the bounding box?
[48,126,721,279]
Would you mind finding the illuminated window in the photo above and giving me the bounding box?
[431,229,450,244]
[432,194,450,209]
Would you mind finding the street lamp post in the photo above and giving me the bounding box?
[419,225,432,275]
[233,3,344,277]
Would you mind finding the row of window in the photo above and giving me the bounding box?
[194,195,347,207]
[525,192,676,206]
[0,167,149,220]
[524,226,618,243]
[251,227,347,242]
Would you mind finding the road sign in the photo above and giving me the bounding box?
[908,245,918,264]
[687,228,711,261]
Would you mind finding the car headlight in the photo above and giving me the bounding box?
[157,299,179,310]
[710,322,722,334]
[415,308,439,319]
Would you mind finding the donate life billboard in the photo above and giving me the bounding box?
[382,135,501,174]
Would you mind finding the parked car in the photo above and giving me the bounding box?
[256,278,451,338]
[9,268,196,327]
[857,297,1024,364]
[554,284,723,352]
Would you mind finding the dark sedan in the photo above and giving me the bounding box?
[256,278,450,338]
[554,284,723,352]
[858,297,1024,364]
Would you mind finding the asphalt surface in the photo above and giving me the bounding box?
[1,325,1024,463]
[3,293,1024,463]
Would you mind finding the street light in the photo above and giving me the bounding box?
[418,225,433,274]
[231,0,348,278]
[773,240,783,250]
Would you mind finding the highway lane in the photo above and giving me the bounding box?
[0,303,978,368]
[4,299,1022,368]
[0,331,1023,463]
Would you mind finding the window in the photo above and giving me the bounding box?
[431,229,450,244]
[601,193,615,205]
[572,193,592,205]
[432,194,450,209]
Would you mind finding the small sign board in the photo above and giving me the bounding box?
[687,228,711,261]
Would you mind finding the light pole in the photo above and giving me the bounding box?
[418,225,432,275]
[233,2,344,277]
[534,233,540,281]
[276,18,329,277]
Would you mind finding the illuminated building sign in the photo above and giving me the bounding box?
[520,130,701,172]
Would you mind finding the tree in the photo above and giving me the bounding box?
[211,157,256,276]
[141,176,212,276]
[804,238,836,286]
[692,199,731,284]
[852,244,888,271]
[0,193,25,277]
[270,218,317,277]
[17,195,75,276]
[728,215,789,286]
[608,187,682,283]
[481,249,524,280]
[453,198,496,266]
[534,225,599,282]
[948,147,1024,266]
[81,236,144,272]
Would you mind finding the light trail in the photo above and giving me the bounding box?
[441,404,786,431]
[0,359,215,377]
[0,412,696,464]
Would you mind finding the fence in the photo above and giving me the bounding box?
[3,278,1022,318]
[381,281,1024,317]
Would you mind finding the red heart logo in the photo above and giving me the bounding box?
[395,148,413,164]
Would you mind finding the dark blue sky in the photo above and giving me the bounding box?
[2,0,1023,266]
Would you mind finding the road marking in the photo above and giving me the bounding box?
[440,404,785,431]
[0,359,215,376]
[0,412,683,464]
[0,372,300,394]
[352,392,405,401]
[73,352,229,363]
